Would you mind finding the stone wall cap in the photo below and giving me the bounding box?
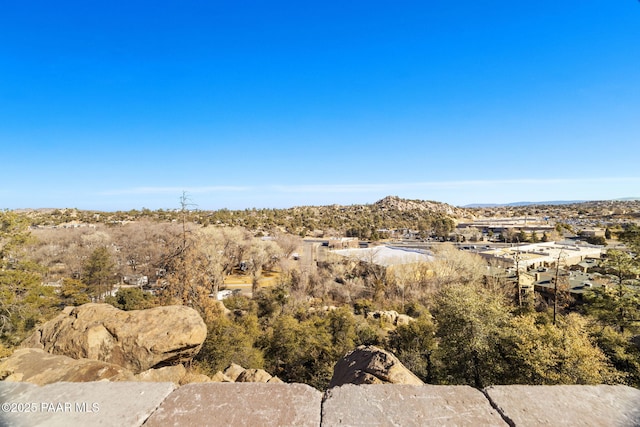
[322,383,507,426]
[485,384,640,427]
[0,381,176,427]
[144,382,322,427]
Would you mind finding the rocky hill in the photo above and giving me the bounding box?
[373,196,467,217]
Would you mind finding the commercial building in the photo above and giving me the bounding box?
[477,241,604,271]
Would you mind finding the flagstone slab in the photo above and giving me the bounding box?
[144,383,322,427]
[0,381,176,427]
[321,384,507,426]
[485,384,640,427]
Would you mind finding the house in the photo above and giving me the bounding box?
[533,268,607,304]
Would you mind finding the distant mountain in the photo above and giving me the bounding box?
[464,198,640,208]
[464,200,587,208]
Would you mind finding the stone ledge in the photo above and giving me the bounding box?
[322,384,505,426]
[0,381,176,427]
[1,382,639,427]
[144,383,322,427]
[485,384,640,427]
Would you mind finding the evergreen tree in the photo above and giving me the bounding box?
[82,246,116,301]
[196,311,264,374]
[386,315,437,382]
[0,211,57,346]
[501,312,620,385]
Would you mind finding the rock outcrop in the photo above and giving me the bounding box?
[223,363,246,381]
[210,371,233,382]
[236,368,273,383]
[0,348,134,385]
[0,348,281,387]
[328,345,424,388]
[373,195,465,217]
[214,363,282,383]
[135,365,187,384]
[365,310,414,326]
[180,371,215,385]
[22,303,207,373]
[4,303,287,388]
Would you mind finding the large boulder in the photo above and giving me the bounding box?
[0,348,135,385]
[210,371,233,382]
[135,365,187,384]
[180,371,215,385]
[366,310,399,325]
[223,363,246,381]
[217,364,280,383]
[22,303,207,373]
[329,345,424,388]
[396,314,414,326]
[365,310,415,326]
[236,368,273,383]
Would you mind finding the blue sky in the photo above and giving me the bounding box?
[1,1,639,211]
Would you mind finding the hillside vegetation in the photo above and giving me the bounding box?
[2,197,640,389]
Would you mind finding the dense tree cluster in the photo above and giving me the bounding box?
[189,278,630,390]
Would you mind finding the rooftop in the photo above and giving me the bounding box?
[332,246,434,267]
[479,241,604,269]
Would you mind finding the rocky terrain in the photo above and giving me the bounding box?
[0,304,283,386]
[1,304,640,426]
[373,195,467,217]
[0,304,417,388]
[22,304,207,373]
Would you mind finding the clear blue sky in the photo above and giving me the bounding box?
[1,1,639,211]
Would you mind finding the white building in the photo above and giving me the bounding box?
[332,246,434,267]
[478,241,604,271]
